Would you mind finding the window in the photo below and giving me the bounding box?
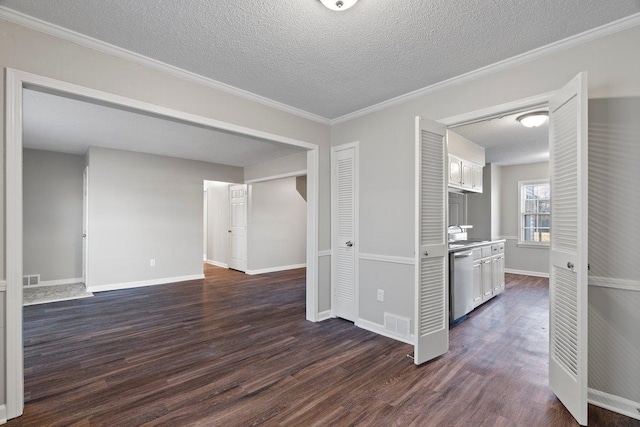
[519,180,550,246]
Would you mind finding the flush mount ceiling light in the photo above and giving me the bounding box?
[320,0,358,11]
[516,111,549,128]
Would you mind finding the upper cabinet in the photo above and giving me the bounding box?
[447,130,485,193]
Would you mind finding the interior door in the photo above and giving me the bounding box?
[548,72,588,426]
[82,166,89,285]
[229,184,248,272]
[414,116,448,365]
[331,143,357,321]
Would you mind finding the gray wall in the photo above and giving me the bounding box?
[466,164,493,240]
[86,147,243,288]
[248,177,307,271]
[23,149,84,282]
[331,24,640,407]
[490,164,502,239]
[499,162,550,275]
[205,181,231,266]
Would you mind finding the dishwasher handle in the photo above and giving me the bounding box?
[453,251,473,258]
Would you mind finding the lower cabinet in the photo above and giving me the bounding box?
[471,241,505,309]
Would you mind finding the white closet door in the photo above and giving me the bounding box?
[331,144,358,321]
[549,72,588,426]
[229,184,248,272]
[414,117,448,365]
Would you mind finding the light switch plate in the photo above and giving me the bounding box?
[377,289,384,302]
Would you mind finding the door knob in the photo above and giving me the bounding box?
[567,262,574,269]
[424,251,429,256]
[82,234,87,238]
[346,241,353,247]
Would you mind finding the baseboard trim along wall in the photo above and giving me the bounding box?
[505,268,549,278]
[206,260,228,269]
[36,277,84,287]
[359,253,415,265]
[245,263,306,276]
[317,310,332,321]
[0,404,7,424]
[87,274,205,293]
[0,280,6,292]
[588,276,640,292]
[317,250,331,257]
[588,388,640,421]
[357,318,415,345]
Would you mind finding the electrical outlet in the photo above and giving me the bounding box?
[150,259,156,267]
[377,289,384,302]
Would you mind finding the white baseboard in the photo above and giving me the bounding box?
[317,250,331,257]
[245,263,306,275]
[88,274,204,293]
[0,280,6,292]
[356,318,415,345]
[34,277,84,287]
[206,259,228,269]
[588,388,640,420]
[505,268,549,278]
[0,404,6,425]
[317,310,332,321]
[588,276,640,292]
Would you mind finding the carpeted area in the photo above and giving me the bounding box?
[23,283,94,306]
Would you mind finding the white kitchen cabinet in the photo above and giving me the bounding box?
[473,260,483,307]
[472,165,483,192]
[449,155,462,187]
[448,155,483,193]
[482,259,493,301]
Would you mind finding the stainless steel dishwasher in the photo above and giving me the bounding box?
[450,250,474,322]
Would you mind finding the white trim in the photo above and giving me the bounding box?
[305,148,319,322]
[356,318,415,346]
[588,388,640,421]
[244,169,307,184]
[0,281,6,292]
[498,236,519,240]
[0,404,6,424]
[0,7,329,125]
[87,274,204,293]
[331,141,360,321]
[331,13,640,125]
[36,277,84,287]
[317,310,333,321]
[588,276,640,292]
[518,179,550,246]
[206,260,229,269]
[245,263,307,275]
[4,69,321,418]
[359,253,415,265]
[505,268,549,278]
[318,250,331,257]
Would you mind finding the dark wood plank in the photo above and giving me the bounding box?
[6,269,639,426]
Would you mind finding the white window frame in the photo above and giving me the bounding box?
[518,179,550,248]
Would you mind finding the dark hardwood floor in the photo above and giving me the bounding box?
[7,267,638,426]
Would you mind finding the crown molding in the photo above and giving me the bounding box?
[331,12,640,125]
[0,6,330,125]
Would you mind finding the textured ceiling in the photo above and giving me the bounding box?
[2,0,639,119]
[452,110,549,166]
[22,89,306,167]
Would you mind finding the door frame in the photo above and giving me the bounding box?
[4,68,321,420]
[330,141,359,321]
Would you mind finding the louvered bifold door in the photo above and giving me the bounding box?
[549,73,588,426]
[414,117,448,365]
[332,146,357,321]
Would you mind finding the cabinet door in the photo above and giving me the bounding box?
[492,257,501,293]
[472,165,483,193]
[449,156,462,187]
[498,256,505,292]
[473,261,482,307]
[482,260,493,301]
[461,162,473,189]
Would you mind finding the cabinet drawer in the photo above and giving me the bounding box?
[481,246,492,258]
[473,248,483,260]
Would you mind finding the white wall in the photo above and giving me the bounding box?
[499,162,550,275]
[205,181,231,267]
[248,177,307,272]
[86,147,243,289]
[23,149,84,282]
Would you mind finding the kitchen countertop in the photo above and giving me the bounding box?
[448,239,506,252]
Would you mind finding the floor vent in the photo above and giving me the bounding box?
[23,274,41,287]
[384,313,410,338]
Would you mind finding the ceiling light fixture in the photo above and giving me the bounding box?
[320,0,358,11]
[516,111,549,128]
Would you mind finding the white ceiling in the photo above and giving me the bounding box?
[2,0,639,120]
[22,89,306,167]
[452,110,549,166]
